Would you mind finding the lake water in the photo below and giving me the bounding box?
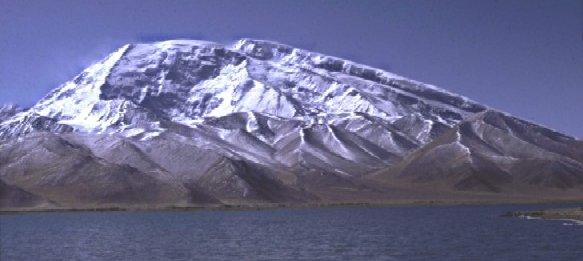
[1,204,582,260]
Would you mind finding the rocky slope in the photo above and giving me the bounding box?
[0,39,581,209]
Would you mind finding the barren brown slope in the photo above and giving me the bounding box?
[370,110,583,196]
[0,179,50,208]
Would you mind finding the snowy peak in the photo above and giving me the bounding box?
[234,38,295,60]
[0,39,509,139]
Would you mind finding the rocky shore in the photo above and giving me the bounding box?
[505,207,583,221]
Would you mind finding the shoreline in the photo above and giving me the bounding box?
[2,198,583,215]
[505,207,583,222]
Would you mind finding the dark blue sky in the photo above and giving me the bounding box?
[1,0,582,137]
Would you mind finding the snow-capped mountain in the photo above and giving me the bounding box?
[1,39,581,209]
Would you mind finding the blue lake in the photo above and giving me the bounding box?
[1,204,582,260]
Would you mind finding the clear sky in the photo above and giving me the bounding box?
[1,0,582,137]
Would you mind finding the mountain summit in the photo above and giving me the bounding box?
[1,39,582,209]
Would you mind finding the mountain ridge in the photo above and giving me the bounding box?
[1,39,581,209]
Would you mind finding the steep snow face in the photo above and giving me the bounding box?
[2,45,154,135]
[0,39,487,138]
